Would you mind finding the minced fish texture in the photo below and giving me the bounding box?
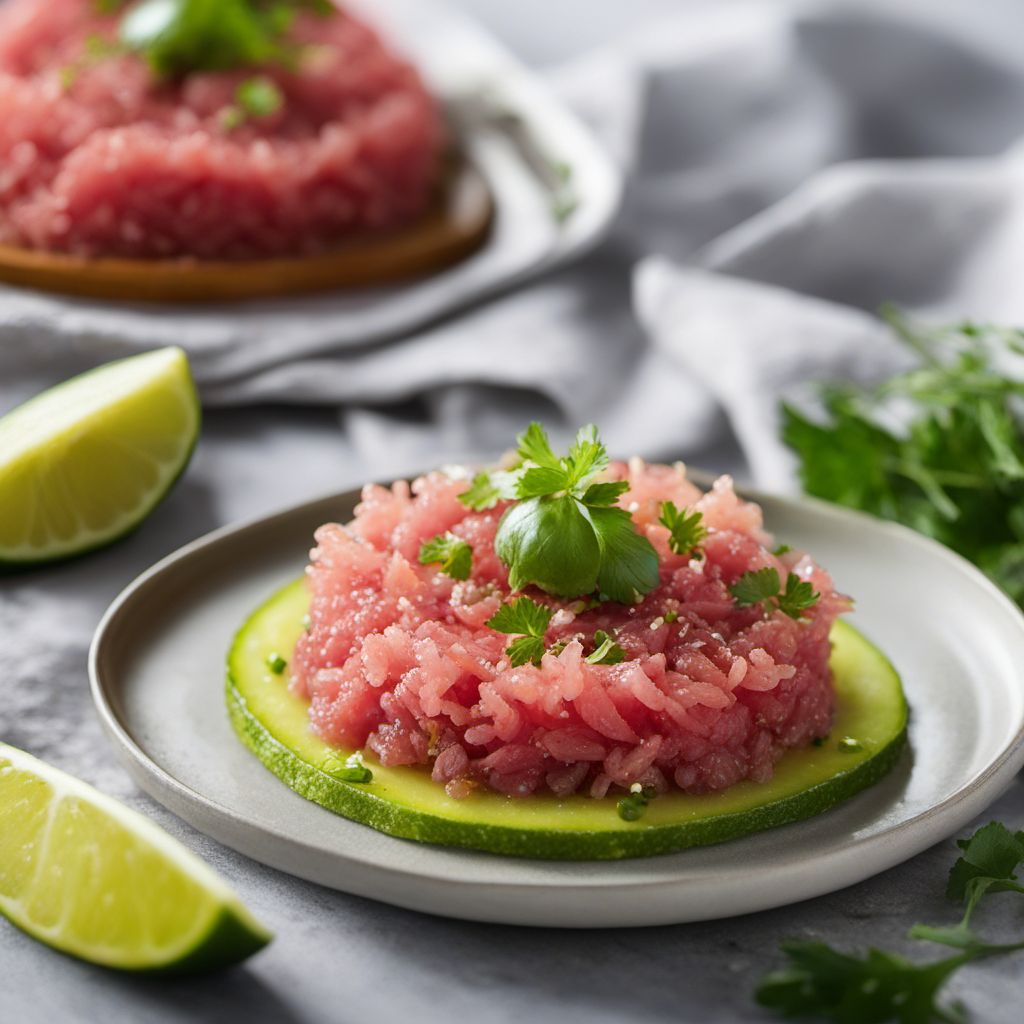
[292,462,849,800]
[0,0,442,259]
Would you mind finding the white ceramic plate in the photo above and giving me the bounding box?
[0,0,621,378]
[89,485,1024,928]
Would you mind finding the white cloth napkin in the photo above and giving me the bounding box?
[4,0,1024,485]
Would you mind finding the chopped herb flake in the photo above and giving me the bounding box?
[236,75,284,117]
[321,753,373,784]
[586,630,626,665]
[266,652,287,674]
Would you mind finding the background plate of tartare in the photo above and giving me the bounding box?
[89,482,1024,928]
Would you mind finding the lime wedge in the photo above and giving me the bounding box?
[0,347,200,568]
[0,743,271,972]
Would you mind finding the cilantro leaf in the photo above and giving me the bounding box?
[757,820,1024,1024]
[729,568,820,619]
[516,465,570,499]
[586,630,626,665]
[564,424,608,488]
[418,533,473,581]
[946,822,1024,902]
[777,572,821,620]
[659,501,707,557]
[486,596,553,666]
[910,823,1024,951]
[458,470,517,511]
[588,505,661,604]
[730,567,782,609]
[497,496,602,598]
[486,596,552,638]
[505,635,547,668]
[756,941,969,1024]
[581,480,630,507]
[516,421,562,471]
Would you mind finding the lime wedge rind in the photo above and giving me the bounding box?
[0,347,200,568]
[0,743,271,973]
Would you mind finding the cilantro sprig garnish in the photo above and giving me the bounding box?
[783,310,1024,607]
[465,423,660,604]
[756,822,1024,1023]
[113,0,334,77]
[418,533,473,581]
[729,567,820,620]
[486,597,552,667]
[659,502,706,558]
[459,470,518,511]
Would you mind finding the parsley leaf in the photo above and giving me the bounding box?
[777,572,821,620]
[458,470,518,511]
[756,942,969,1024]
[587,504,661,604]
[516,421,562,471]
[730,567,783,609]
[490,423,660,603]
[418,533,473,581]
[659,502,707,557]
[909,822,1024,951]
[499,495,602,597]
[581,480,630,507]
[586,630,626,665]
[783,312,1024,607]
[486,597,552,666]
[757,821,1024,1024]
[729,568,820,620]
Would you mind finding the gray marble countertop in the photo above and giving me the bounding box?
[4,3,1024,1019]
[2,410,1022,1024]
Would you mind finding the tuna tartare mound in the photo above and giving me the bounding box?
[0,0,442,259]
[291,453,849,803]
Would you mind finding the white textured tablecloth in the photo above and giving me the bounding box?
[3,2,1024,1022]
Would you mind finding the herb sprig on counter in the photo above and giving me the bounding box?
[462,423,661,604]
[756,822,1024,1024]
[783,310,1024,606]
[111,0,334,77]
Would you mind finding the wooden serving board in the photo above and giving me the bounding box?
[0,157,493,304]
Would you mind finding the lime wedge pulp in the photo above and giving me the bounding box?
[0,347,200,567]
[0,743,271,972]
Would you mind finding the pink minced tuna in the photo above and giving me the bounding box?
[0,0,442,259]
[292,461,849,800]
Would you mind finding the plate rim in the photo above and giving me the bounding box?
[88,481,1024,924]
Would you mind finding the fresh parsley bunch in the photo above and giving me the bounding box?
[757,822,1024,1023]
[783,310,1024,606]
[462,423,661,604]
